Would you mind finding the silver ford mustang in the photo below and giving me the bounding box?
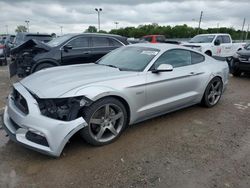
[3,43,229,157]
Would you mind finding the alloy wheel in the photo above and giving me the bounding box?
[89,103,124,142]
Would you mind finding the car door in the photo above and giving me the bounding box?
[89,37,120,62]
[144,49,206,117]
[222,35,233,57]
[214,35,225,57]
[61,36,91,65]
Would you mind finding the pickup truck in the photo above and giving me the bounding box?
[183,33,245,58]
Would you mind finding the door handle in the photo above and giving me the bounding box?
[189,72,203,76]
[83,51,91,54]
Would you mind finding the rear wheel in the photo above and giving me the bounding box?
[80,97,128,146]
[202,77,223,108]
[33,63,55,73]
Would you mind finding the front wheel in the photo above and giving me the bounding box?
[33,63,55,73]
[80,97,128,146]
[229,59,241,77]
[201,77,223,108]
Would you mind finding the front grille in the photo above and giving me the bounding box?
[13,89,29,114]
[26,131,49,147]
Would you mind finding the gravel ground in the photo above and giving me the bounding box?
[0,65,249,188]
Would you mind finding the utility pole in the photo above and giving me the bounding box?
[197,11,203,35]
[114,22,119,29]
[25,20,30,32]
[217,23,220,33]
[95,8,102,31]
[60,26,63,36]
[241,18,246,41]
[245,24,249,41]
[5,25,8,34]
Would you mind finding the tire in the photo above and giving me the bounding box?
[230,59,241,77]
[201,77,223,108]
[80,97,128,146]
[33,63,55,73]
[205,51,212,56]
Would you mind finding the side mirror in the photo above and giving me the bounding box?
[214,39,221,46]
[63,44,73,51]
[152,64,173,73]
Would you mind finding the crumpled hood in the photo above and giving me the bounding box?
[20,63,137,98]
[11,39,51,54]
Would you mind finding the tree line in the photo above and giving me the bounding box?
[86,24,249,40]
[13,23,249,40]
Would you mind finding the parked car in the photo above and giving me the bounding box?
[3,43,229,157]
[10,33,52,63]
[9,33,129,77]
[141,35,180,44]
[0,39,7,66]
[3,34,15,57]
[183,33,245,57]
[229,43,250,76]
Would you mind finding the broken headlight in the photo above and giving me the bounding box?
[36,96,92,121]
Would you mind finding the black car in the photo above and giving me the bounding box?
[10,33,129,77]
[230,43,250,76]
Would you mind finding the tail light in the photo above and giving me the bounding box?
[0,45,5,49]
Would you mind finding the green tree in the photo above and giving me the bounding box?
[15,25,28,33]
[85,26,97,33]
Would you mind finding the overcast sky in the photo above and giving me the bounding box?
[0,0,249,35]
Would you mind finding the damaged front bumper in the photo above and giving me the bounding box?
[2,82,88,157]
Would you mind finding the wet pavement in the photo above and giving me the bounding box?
[0,65,250,188]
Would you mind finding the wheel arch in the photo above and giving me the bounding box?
[204,50,212,56]
[31,59,59,73]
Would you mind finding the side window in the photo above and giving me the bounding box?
[222,36,231,43]
[109,38,122,47]
[191,52,205,64]
[68,37,89,48]
[92,37,109,47]
[143,37,152,42]
[216,36,223,43]
[153,49,192,68]
[156,36,165,42]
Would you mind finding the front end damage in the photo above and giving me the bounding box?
[2,83,90,157]
[9,39,51,77]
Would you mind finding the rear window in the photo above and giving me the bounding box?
[92,37,109,47]
[191,52,205,64]
[109,38,122,47]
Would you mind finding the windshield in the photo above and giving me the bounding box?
[190,35,215,43]
[47,35,73,47]
[97,46,159,72]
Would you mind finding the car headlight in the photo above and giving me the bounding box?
[36,96,92,121]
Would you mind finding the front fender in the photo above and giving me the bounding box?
[61,85,131,104]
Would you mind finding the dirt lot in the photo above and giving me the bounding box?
[0,65,249,188]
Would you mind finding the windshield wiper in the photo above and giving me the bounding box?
[96,63,122,71]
